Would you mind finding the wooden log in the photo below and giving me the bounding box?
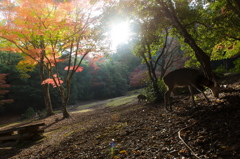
[18,123,45,134]
[0,134,19,142]
[0,129,17,142]
[0,122,45,143]
[16,129,44,143]
[0,129,16,136]
[16,133,33,144]
[18,122,45,130]
[0,131,14,137]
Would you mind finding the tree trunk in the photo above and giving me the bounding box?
[157,0,215,80]
[173,20,213,80]
[175,22,212,79]
[142,53,163,103]
[62,103,70,118]
[61,95,70,118]
[39,64,54,116]
[42,84,54,116]
[152,80,162,103]
[61,80,71,118]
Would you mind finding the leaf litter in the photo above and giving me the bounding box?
[1,74,240,159]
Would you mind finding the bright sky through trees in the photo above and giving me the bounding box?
[110,22,131,48]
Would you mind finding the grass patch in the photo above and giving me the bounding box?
[105,95,137,107]
[64,131,75,137]
[71,109,94,114]
[75,103,97,111]
[126,88,145,95]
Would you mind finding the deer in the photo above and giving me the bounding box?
[137,94,147,105]
[163,68,221,111]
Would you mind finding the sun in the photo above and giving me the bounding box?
[110,22,131,48]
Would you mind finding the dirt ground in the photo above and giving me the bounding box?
[0,74,240,159]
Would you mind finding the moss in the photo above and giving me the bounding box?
[64,131,75,137]
[75,103,99,110]
[72,109,94,114]
[105,95,137,107]
[125,88,145,95]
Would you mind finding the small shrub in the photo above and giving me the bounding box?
[231,58,240,74]
[143,86,154,102]
[213,64,228,78]
[155,78,167,102]
[143,78,166,102]
[40,109,47,117]
[21,107,35,120]
[158,78,167,96]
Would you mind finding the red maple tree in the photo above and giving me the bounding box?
[0,0,110,118]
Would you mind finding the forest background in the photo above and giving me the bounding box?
[0,45,144,115]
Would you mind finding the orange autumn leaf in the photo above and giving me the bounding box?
[41,78,64,88]
[64,66,83,72]
[119,150,128,155]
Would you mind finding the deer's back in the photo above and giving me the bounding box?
[163,68,205,87]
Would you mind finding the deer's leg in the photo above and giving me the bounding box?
[164,88,173,111]
[164,91,169,110]
[194,85,209,102]
[188,86,196,106]
[199,90,209,102]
